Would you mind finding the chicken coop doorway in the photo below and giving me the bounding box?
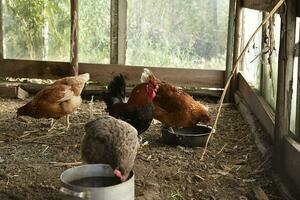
[0,0,300,199]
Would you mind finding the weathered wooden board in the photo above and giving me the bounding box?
[237,73,275,139]
[0,83,29,99]
[0,59,225,88]
[241,0,285,14]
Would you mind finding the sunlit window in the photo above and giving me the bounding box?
[126,0,229,69]
[79,0,110,64]
[3,0,70,61]
[262,14,280,110]
[240,8,262,90]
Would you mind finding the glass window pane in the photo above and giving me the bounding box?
[290,18,300,134]
[240,9,262,90]
[263,14,280,110]
[79,0,110,64]
[3,0,70,61]
[126,0,229,69]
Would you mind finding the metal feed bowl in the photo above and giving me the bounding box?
[161,124,214,147]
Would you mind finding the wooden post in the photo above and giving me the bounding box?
[225,0,236,102]
[274,0,297,170]
[296,24,300,141]
[70,0,79,76]
[110,0,118,64]
[118,0,127,64]
[230,0,242,100]
[111,0,127,64]
[0,0,3,59]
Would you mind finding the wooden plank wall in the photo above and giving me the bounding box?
[0,59,225,88]
[237,74,300,197]
[237,73,275,139]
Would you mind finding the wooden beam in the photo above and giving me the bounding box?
[70,0,79,76]
[230,0,242,100]
[19,82,222,99]
[0,83,29,100]
[118,0,127,64]
[110,0,118,64]
[0,59,225,88]
[0,0,3,59]
[225,0,236,102]
[274,0,297,169]
[237,73,275,139]
[241,0,284,14]
[111,0,127,64]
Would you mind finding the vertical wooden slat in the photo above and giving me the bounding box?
[110,0,118,64]
[111,0,127,64]
[70,0,79,76]
[225,0,236,101]
[118,0,127,64]
[230,0,242,100]
[296,23,300,140]
[274,0,297,169]
[0,0,3,59]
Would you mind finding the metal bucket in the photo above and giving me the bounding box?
[60,164,135,200]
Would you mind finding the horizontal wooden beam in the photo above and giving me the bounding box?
[237,73,275,139]
[241,0,285,14]
[19,82,222,99]
[0,59,225,88]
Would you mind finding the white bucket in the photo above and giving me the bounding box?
[60,164,134,200]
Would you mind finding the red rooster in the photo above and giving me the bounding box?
[103,74,158,135]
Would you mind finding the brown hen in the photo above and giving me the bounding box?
[17,73,89,131]
[140,68,210,128]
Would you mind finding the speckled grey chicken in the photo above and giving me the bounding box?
[81,116,139,182]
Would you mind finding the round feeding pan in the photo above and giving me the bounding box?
[161,124,214,147]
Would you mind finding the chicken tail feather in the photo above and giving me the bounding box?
[78,73,90,83]
[103,74,126,111]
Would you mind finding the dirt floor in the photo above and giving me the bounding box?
[0,97,282,200]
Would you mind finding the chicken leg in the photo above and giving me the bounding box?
[66,115,70,129]
[48,119,58,132]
